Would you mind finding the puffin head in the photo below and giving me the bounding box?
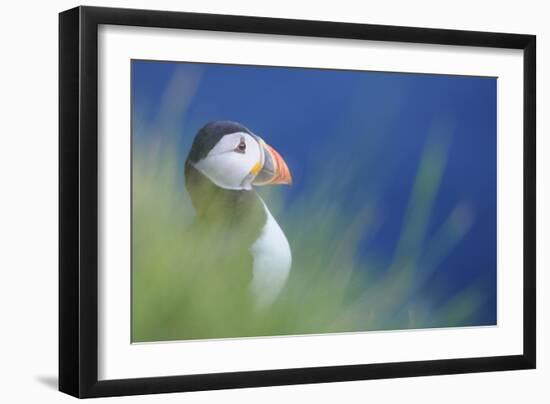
[185,121,292,191]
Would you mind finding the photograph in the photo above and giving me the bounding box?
[131,59,497,343]
[0,1,543,401]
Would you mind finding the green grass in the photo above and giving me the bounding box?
[131,131,487,343]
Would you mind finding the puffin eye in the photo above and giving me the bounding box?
[235,138,247,153]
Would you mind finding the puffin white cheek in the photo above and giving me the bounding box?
[195,153,255,190]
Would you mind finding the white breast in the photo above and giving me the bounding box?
[249,199,292,308]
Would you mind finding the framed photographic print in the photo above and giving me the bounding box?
[59,6,536,398]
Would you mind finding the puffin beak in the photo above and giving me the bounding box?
[252,141,292,186]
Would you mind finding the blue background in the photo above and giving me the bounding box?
[132,60,497,326]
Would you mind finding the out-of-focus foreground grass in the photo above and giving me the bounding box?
[132,127,487,343]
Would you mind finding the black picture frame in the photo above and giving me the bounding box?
[59,5,536,398]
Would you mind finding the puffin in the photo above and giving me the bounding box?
[184,121,292,308]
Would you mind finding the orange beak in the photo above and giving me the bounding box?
[252,142,292,186]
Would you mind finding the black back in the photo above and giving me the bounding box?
[183,122,267,317]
